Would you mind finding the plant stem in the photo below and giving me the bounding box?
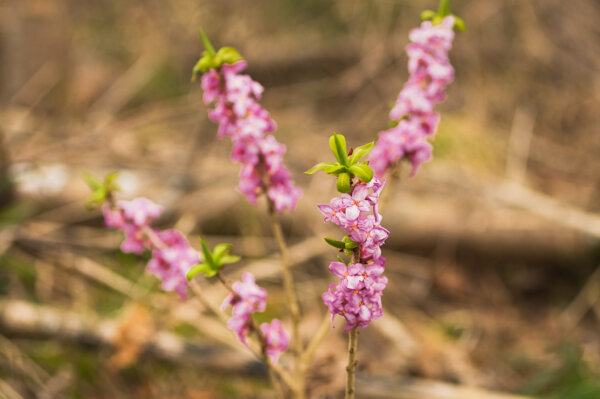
[266,198,304,397]
[345,327,359,399]
[378,161,401,213]
[344,241,362,399]
[190,276,293,397]
[104,197,293,396]
[437,0,451,16]
[299,312,331,370]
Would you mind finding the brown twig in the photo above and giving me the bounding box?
[345,246,362,398]
[265,196,304,398]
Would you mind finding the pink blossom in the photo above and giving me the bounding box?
[102,198,199,298]
[260,319,290,364]
[102,204,124,228]
[370,16,455,177]
[146,230,199,299]
[221,272,267,346]
[117,197,162,226]
[320,178,389,331]
[201,60,301,211]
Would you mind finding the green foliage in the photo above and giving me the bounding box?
[186,237,241,280]
[0,253,37,294]
[420,0,466,31]
[191,29,244,81]
[519,343,600,398]
[324,236,359,255]
[305,133,375,192]
[83,171,120,210]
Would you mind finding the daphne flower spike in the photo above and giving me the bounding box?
[370,0,464,177]
[194,30,301,212]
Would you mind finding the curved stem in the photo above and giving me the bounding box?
[299,313,331,370]
[189,277,295,396]
[266,198,304,397]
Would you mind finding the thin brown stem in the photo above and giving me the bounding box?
[345,328,359,399]
[189,278,294,396]
[104,198,294,396]
[299,313,331,370]
[344,233,362,398]
[266,197,304,398]
[378,161,401,213]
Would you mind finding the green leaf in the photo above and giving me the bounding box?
[348,142,374,164]
[348,163,373,183]
[324,237,346,249]
[305,162,337,175]
[437,0,451,17]
[329,133,348,166]
[213,243,233,262]
[336,172,351,193]
[334,133,349,166]
[104,171,120,193]
[82,172,102,191]
[336,256,346,264]
[187,263,210,281]
[324,164,346,175]
[198,28,216,56]
[199,237,215,268]
[344,240,358,249]
[453,16,466,32]
[342,236,359,249]
[220,255,241,265]
[216,47,243,65]
[421,9,436,21]
[85,188,107,210]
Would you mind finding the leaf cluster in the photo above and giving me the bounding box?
[324,236,359,255]
[305,133,374,193]
[421,0,466,32]
[83,172,119,210]
[191,29,244,81]
[186,237,241,280]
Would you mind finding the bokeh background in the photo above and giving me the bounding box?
[1,0,600,398]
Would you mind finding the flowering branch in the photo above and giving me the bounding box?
[194,32,305,396]
[307,133,389,398]
[84,174,295,396]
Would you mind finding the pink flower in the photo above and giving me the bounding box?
[320,178,389,331]
[370,16,455,177]
[117,197,162,226]
[102,198,198,298]
[146,229,199,299]
[200,59,301,211]
[221,272,268,346]
[102,204,124,228]
[260,319,290,364]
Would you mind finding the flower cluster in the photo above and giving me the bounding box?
[221,272,289,364]
[260,319,290,365]
[318,178,389,260]
[322,259,388,332]
[319,178,389,331]
[370,16,455,177]
[201,60,301,211]
[102,197,198,299]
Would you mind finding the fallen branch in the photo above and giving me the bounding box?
[357,375,534,399]
[0,299,258,373]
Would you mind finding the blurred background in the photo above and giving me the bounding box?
[1,0,600,398]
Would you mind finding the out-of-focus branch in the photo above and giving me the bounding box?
[0,299,256,372]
